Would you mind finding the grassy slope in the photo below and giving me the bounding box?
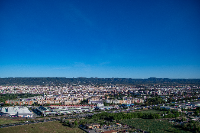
[0,118,20,125]
[0,121,85,133]
[121,118,192,133]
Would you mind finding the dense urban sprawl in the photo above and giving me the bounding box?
[0,78,200,133]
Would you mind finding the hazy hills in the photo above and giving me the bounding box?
[0,77,199,86]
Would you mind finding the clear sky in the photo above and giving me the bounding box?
[0,0,200,78]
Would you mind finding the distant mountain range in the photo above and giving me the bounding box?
[0,77,199,86]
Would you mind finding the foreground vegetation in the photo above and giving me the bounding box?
[121,119,192,133]
[0,118,21,125]
[68,109,199,133]
[0,121,84,133]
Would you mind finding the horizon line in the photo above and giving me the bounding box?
[0,77,200,79]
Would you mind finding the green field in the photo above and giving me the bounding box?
[0,118,20,125]
[121,118,192,133]
[0,121,85,133]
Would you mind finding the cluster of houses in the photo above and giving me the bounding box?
[1,84,200,119]
[4,94,144,107]
[1,84,200,107]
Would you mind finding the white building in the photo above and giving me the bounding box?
[1,106,33,117]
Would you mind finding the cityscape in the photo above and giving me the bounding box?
[1,0,200,133]
[0,77,200,133]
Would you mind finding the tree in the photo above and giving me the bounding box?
[65,120,69,126]
[175,112,179,118]
[154,114,160,119]
[174,129,180,133]
[74,120,78,127]
[182,117,186,121]
[145,96,165,105]
[195,110,199,116]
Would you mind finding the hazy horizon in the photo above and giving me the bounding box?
[0,77,200,80]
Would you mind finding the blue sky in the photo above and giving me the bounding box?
[0,0,200,78]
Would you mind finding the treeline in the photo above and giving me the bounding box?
[92,109,181,121]
[0,93,42,103]
[145,97,166,105]
[0,77,200,86]
[162,110,180,118]
[92,112,161,121]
